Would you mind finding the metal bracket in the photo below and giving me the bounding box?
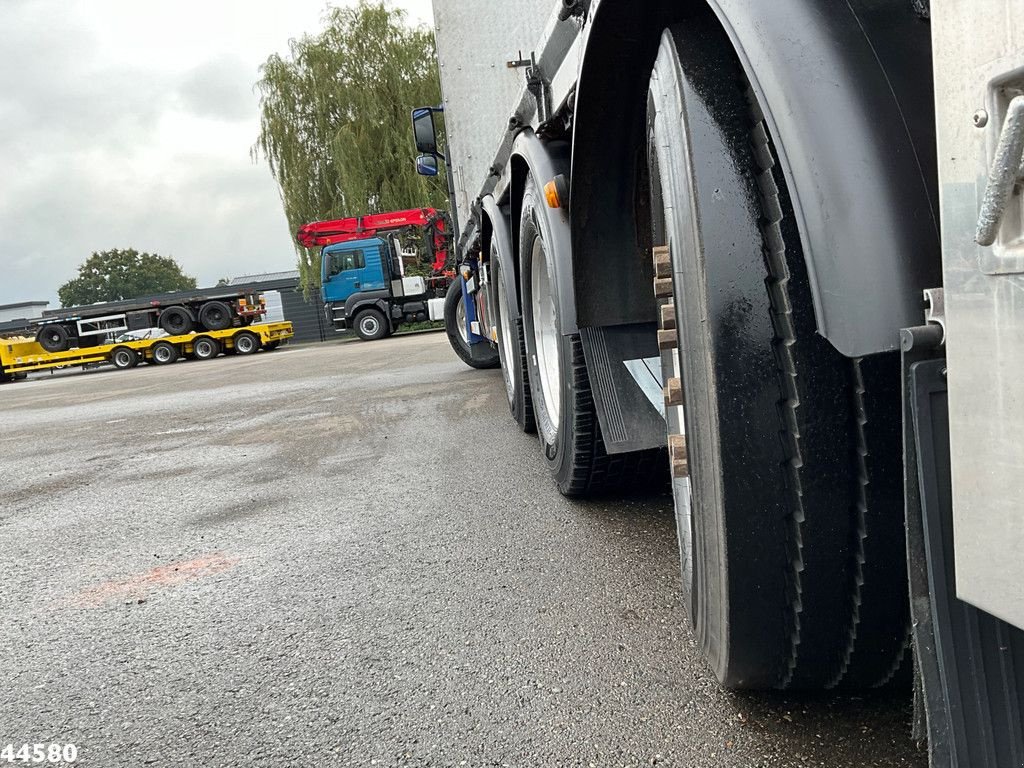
[923,287,946,344]
[506,51,532,69]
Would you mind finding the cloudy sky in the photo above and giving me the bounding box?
[0,0,434,308]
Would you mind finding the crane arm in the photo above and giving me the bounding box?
[296,208,451,272]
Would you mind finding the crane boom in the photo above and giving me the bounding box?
[296,208,451,272]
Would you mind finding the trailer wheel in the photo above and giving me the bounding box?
[232,331,260,355]
[159,306,193,336]
[492,238,534,432]
[191,336,220,361]
[109,346,138,370]
[150,341,179,365]
[646,23,908,689]
[198,301,232,331]
[444,280,499,368]
[519,177,661,497]
[36,324,70,353]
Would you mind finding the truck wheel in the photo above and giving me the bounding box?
[232,331,260,355]
[647,23,908,689]
[191,336,220,361]
[109,346,138,370]
[36,324,70,353]
[159,306,193,336]
[353,309,388,341]
[198,301,232,331]
[150,341,179,365]
[492,240,534,432]
[520,176,662,497]
[444,280,500,368]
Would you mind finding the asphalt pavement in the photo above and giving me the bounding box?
[0,333,927,767]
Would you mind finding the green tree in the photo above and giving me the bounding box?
[254,1,445,292]
[58,249,197,307]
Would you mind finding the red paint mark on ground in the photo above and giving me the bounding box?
[67,553,239,607]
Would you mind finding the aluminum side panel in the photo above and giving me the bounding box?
[934,0,1024,629]
[431,0,554,232]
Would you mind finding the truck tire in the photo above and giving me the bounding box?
[353,308,388,341]
[150,341,179,365]
[159,306,193,336]
[232,331,260,355]
[646,23,908,690]
[109,346,138,370]
[444,280,500,368]
[492,243,534,432]
[520,176,663,497]
[190,336,220,361]
[36,324,70,353]
[198,301,232,331]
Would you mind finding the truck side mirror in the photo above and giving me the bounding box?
[412,107,438,155]
[416,154,439,177]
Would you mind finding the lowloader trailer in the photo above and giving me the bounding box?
[30,289,268,354]
[414,0,1024,763]
[0,322,293,383]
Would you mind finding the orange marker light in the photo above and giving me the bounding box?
[544,180,562,209]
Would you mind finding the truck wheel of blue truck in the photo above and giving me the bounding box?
[198,301,232,331]
[645,21,908,690]
[109,346,138,370]
[36,324,70,353]
[354,308,388,341]
[159,306,193,336]
[443,281,499,369]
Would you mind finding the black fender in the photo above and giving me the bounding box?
[509,130,577,336]
[572,0,940,357]
[344,291,392,324]
[481,195,520,320]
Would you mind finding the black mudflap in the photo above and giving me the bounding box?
[903,333,1024,768]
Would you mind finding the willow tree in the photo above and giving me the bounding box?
[254,2,446,291]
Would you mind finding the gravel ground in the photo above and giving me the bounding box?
[0,333,927,767]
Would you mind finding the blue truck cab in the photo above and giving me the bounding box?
[320,236,443,341]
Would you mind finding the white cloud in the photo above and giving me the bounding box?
[0,0,435,308]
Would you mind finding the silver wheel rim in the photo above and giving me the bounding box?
[530,236,560,440]
[495,267,517,403]
[197,341,213,358]
[455,295,469,345]
[360,316,380,337]
[651,55,695,607]
[237,336,255,353]
[155,346,171,363]
[115,351,131,367]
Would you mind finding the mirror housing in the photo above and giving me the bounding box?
[412,107,438,155]
[416,154,439,177]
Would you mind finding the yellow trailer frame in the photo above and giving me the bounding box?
[0,322,294,378]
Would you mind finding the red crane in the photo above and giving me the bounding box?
[296,208,451,273]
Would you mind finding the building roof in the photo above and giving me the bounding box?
[0,300,49,311]
[229,271,300,286]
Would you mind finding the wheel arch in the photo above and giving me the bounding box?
[481,195,520,319]
[572,0,940,357]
